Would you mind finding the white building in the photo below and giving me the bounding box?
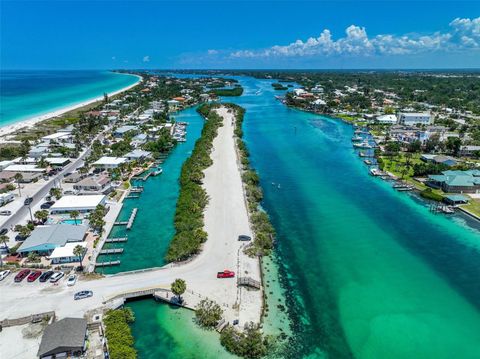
[397,112,432,125]
[376,114,397,124]
[50,195,106,214]
[93,156,127,169]
[41,132,72,144]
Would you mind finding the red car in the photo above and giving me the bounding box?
[217,270,235,278]
[27,270,42,282]
[14,269,31,282]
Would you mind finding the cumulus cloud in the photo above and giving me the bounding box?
[143,55,150,62]
[222,17,480,59]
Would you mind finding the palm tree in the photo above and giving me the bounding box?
[34,210,49,224]
[73,244,85,271]
[70,210,80,225]
[171,278,186,304]
[14,173,23,197]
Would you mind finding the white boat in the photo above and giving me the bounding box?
[351,136,363,142]
[353,141,373,149]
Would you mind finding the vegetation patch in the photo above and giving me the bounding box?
[104,308,137,359]
[165,103,223,262]
[420,188,444,202]
[220,323,271,358]
[195,299,223,328]
[210,86,244,97]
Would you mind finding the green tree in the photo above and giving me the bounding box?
[28,251,39,262]
[195,299,223,328]
[171,278,186,302]
[446,137,462,156]
[34,210,49,223]
[70,210,80,225]
[14,173,23,197]
[49,187,62,200]
[0,235,9,266]
[73,244,85,270]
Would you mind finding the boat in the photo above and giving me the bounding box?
[353,141,373,149]
[364,160,372,165]
[351,136,363,142]
[370,168,386,176]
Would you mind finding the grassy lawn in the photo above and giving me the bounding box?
[460,199,480,218]
[380,153,423,180]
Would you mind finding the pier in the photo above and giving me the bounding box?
[95,260,121,267]
[237,277,261,290]
[99,248,124,255]
[105,237,128,243]
[113,208,138,230]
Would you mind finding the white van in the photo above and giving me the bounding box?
[50,272,65,283]
[0,193,14,207]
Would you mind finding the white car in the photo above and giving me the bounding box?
[50,272,65,283]
[66,274,77,286]
[0,270,11,281]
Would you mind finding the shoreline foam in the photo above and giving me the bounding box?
[0,73,142,139]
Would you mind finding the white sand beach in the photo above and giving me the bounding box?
[0,74,142,139]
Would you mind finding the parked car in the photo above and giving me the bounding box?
[24,197,33,206]
[74,290,93,300]
[0,228,8,235]
[14,269,31,282]
[0,270,11,281]
[66,274,77,286]
[238,235,252,241]
[217,270,235,278]
[27,270,42,282]
[50,271,65,283]
[40,201,55,209]
[39,271,54,282]
[0,210,12,216]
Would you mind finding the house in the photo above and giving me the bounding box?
[443,194,469,206]
[397,112,432,126]
[49,242,87,264]
[376,114,397,124]
[112,125,138,138]
[0,160,14,171]
[3,164,45,173]
[421,154,458,167]
[131,133,148,147]
[73,175,111,194]
[17,224,88,256]
[28,146,49,159]
[41,132,72,144]
[459,145,480,157]
[63,172,87,183]
[38,318,88,359]
[45,157,71,168]
[124,149,152,161]
[93,156,127,169]
[50,195,106,214]
[427,170,480,193]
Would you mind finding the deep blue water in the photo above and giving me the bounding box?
[0,70,139,126]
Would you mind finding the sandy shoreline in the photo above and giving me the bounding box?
[0,73,142,138]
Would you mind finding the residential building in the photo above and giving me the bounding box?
[397,112,432,125]
[50,195,106,214]
[421,154,458,167]
[112,125,138,138]
[93,156,127,169]
[459,145,480,157]
[38,318,88,359]
[17,224,88,256]
[124,149,152,161]
[73,175,111,194]
[376,114,397,124]
[427,170,480,193]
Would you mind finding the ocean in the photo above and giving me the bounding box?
[0,70,139,127]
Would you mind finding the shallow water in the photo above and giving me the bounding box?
[0,70,138,126]
[123,75,480,358]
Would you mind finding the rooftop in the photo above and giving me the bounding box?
[38,318,87,358]
[50,195,106,211]
[18,224,88,253]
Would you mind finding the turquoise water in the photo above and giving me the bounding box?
[0,70,139,126]
[96,106,204,274]
[111,75,480,358]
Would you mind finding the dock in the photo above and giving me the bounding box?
[95,260,121,267]
[237,277,261,290]
[126,208,138,230]
[99,248,124,255]
[130,187,144,193]
[105,237,128,243]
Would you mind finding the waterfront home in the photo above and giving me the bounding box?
[376,114,397,124]
[167,99,180,111]
[50,242,87,264]
[17,224,88,256]
[124,149,152,161]
[93,156,127,169]
[73,175,112,194]
[131,133,148,147]
[112,125,138,138]
[443,194,469,206]
[38,318,88,359]
[427,170,480,193]
[397,112,432,126]
[459,145,480,157]
[41,131,73,144]
[420,154,458,167]
[50,195,106,214]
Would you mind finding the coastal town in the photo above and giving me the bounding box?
[0,74,270,358]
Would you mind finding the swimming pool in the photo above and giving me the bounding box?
[60,219,83,225]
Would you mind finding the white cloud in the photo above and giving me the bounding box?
[143,55,150,62]
[219,17,480,59]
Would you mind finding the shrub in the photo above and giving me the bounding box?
[104,308,137,359]
[195,299,223,328]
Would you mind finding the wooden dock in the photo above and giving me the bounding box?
[130,187,144,193]
[99,248,124,255]
[105,237,128,243]
[126,208,138,230]
[95,260,121,267]
[237,277,261,289]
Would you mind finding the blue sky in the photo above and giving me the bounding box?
[1,1,479,69]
